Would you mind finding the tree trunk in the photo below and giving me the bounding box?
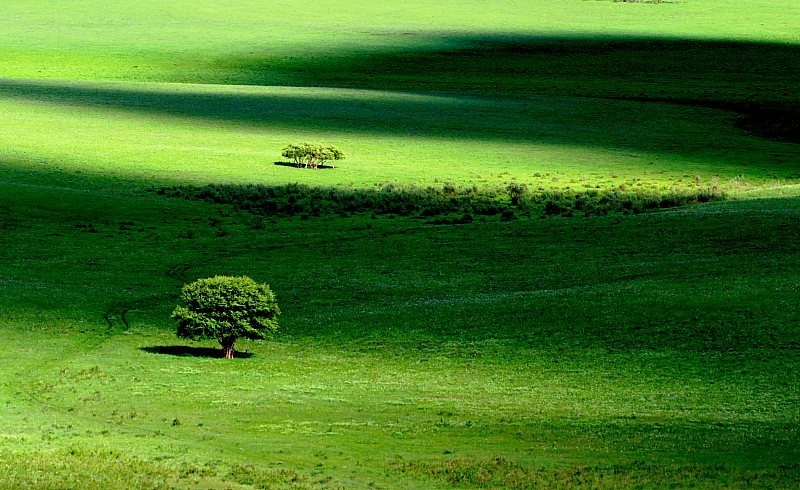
[222,342,235,359]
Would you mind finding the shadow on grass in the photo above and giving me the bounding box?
[140,345,254,358]
[273,161,335,170]
[213,34,797,101]
[0,34,797,148]
[217,34,800,143]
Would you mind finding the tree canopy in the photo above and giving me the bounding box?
[281,142,345,169]
[171,275,280,358]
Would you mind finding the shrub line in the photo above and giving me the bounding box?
[154,182,726,220]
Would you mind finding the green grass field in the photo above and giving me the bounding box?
[1,0,799,488]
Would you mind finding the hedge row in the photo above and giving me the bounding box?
[154,182,725,219]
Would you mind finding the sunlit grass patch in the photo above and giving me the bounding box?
[0,447,337,490]
[1,79,797,193]
[228,463,338,489]
[0,448,181,490]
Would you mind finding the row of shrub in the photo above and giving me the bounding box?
[154,182,726,219]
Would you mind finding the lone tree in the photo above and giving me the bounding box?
[281,142,345,169]
[171,276,280,359]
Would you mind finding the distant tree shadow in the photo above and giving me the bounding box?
[273,161,335,169]
[140,345,254,358]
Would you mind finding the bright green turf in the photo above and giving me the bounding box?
[1,0,799,193]
[1,78,796,193]
[1,0,799,488]
[1,0,798,84]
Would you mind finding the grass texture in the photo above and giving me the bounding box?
[0,0,798,488]
[1,179,798,488]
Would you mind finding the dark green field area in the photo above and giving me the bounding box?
[1,0,799,488]
[1,174,799,488]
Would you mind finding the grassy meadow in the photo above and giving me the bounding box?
[1,0,799,488]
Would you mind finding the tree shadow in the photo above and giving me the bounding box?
[273,161,335,169]
[140,345,254,358]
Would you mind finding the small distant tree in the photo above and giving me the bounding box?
[171,276,280,359]
[281,142,345,169]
